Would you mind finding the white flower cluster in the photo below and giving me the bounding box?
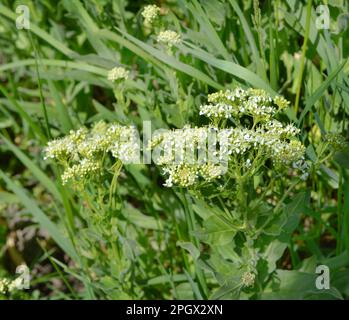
[271,140,306,165]
[149,89,305,187]
[0,277,22,294]
[149,126,223,187]
[200,103,238,119]
[149,126,209,164]
[61,159,101,185]
[200,88,289,121]
[163,163,223,188]
[157,30,181,47]
[108,67,129,82]
[149,124,304,187]
[44,121,139,185]
[218,125,304,164]
[141,4,160,26]
[263,120,300,138]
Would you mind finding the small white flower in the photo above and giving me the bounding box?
[108,67,129,82]
[157,30,181,47]
[141,4,160,26]
[241,271,255,287]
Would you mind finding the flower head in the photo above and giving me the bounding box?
[200,88,288,122]
[108,67,129,82]
[61,159,101,185]
[241,271,255,287]
[44,121,140,186]
[141,4,160,26]
[157,30,181,47]
[274,95,290,110]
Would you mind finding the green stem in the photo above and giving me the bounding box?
[294,0,312,114]
[28,30,52,140]
[274,179,300,214]
[108,160,122,208]
[180,190,208,299]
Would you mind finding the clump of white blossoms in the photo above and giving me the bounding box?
[44,121,139,186]
[141,4,160,27]
[148,126,224,187]
[108,67,129,82]
[149,88,306,188]
[200,88,289,121]
[157,30,181,47]
[0,277,22,294]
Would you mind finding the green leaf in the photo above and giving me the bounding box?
[279,191,309,242]
[177,241,200,260]
[0,84,47,143]
[183,42,276,95]
[123,204,163,230]
[194,215,236,245]
[188,0,231,61]
[229,0,267,80]
[264,240,288,274]
[47,80,74,134]
[147,274,187,286]
[0,4,76,58]
[0,191,19,204]
[62,0,115,61]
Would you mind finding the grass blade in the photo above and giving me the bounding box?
[298,60,347,125]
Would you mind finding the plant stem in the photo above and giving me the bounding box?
[294,0,312,114]
[274,179,300,214]
[180,190,208,299]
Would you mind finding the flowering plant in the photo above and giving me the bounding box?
[43,87,317,298]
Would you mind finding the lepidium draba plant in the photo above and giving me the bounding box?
[149,88,310,298]
[44,121,141,298]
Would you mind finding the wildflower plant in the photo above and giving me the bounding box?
[41,87,345,299]
[145,88,310,296]
[43,121,143,298]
